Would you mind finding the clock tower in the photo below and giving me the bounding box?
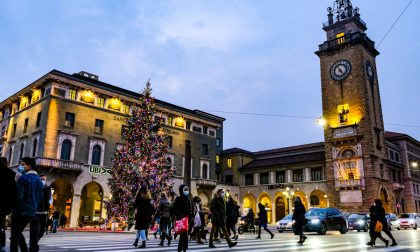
[316,0,394,212]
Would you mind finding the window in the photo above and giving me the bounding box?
[216,138,221,147]
[60,140,72,160]
[310,195,320,206]
[203,126,208,135]
[227,158,232,168]
[293,169,303,182]
[123,104,130,114]
[202,163,208,179]
[69,89,77,100]
[94,119,104,134]
[54,88,66,97]
[36,112,42,127]
[192,126,202,133]
[186,121,191,130]
[168,116,173,126]
[245,174,254,186]
[202,144,209,155]
[167,136,173,148]
[32,138,38,157]
[166,157,173,169]
[216,155,220,164]
[19,143,25,161]
[395,152,400,163]
[260,172,269,185]
[98,97,105,108]
[8,146,13,165]
[209,130,216,137]
[336,32,345,44]
[225,175,233,184]
[64,112,75,128]
[12,123,17,138]
[311,168,323,181]
[276,171,286,183]
[23,118,29,134]
[91,145,101,165]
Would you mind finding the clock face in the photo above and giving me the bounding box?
[330,60,351,81]
[365,61,374,80]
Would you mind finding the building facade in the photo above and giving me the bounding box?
[0,70,227,227]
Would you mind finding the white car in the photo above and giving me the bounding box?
[398,213,420,230]
[276,214,294,233]
[386,213,400,230]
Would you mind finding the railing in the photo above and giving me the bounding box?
[36,157,85,172]
[195,179,217,187]
[318,32,375,52]
[392,182,405,190]
[335,178,364,188]
[322,15,366,28]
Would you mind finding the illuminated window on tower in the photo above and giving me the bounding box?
[336,32,345,44]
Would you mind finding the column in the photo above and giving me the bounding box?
[304,168,311,182]
[270,171,275,184]
[254,173,259,185]
[287,170,292,183]
[70,194,81,228]
[307,197,311,210]
[272,201,276,224]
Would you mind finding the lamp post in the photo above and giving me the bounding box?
[282,187,295,214]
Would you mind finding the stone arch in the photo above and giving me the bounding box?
[274,191,287,222]
[242,193,256,216]
[379,187,390,213]
[310,190,328,208]
[79,182,104,226]
[51,178,74,227]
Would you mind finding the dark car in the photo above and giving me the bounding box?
[304,207,347,235]
[347,213,369,232]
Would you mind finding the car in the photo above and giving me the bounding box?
[276,213,294,233]
[347,213,369,232]
[398,213,420,230]
[304,207,347,235]
[385,213,400,230]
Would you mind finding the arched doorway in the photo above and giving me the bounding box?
[275,197,287,222]
[242,193,256,216]
[51,179,74,228]
[380,188,390,212]
[310,190,328,208]
[258,193,272,223]
[79,182,104,226]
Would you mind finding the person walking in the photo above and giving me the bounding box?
[133,186,153,249]
[60,214,67,228]
[377,200,397,246]
[292,196,307,245]
[29,174,52,250]
[10,157,44,252]
[0,157,18,252]
[256,203,274,239]
[191,196,205,244]
[209,189,237,248]
[156,192,172,246]
[367,199,390,247]
[51,210,60,233]
[172,185,193,252]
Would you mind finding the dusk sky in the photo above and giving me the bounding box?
[0,0,418,151]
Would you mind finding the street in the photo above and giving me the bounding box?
[5,229,418,252]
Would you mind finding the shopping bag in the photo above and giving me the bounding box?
[175,217,189,234]
[194,212,202,228]
[374,221,383,233]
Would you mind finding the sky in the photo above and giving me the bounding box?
[0,0,418,151]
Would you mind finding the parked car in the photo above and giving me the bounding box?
[385,213,400,230]
[347,213,369,232]
[398,213,420,230]
[304,207,347,235]
[276,213,294,233]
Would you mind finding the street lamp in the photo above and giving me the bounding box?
[282,187,295,214]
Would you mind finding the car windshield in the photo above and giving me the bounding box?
[399,214,413,219]
[283,214,292,220]
[348,214,364,219]
[306,208,326,217]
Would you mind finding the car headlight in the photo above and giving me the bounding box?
[408,220,415,224]
[311,219,320,224]
[357,220,365,225]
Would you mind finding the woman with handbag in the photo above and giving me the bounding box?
[367,199,389,247]
[292,196,307,245]
[172,184,192,252]
[133,187,153,249]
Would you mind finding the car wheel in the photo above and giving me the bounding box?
[318,223,327,235]
[357,229,361,232]
[238,227,243,234]
[414,224,418,230]
[397,227,400,230]
[363,225,368,232]
[339,224,347,234]
[278,230,283,233]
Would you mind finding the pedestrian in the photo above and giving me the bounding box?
[226,195,239,240]
[29,174,52,250]
[292,196,307,245]
[256,203,274,239]
[156,192,172,246]
[367,199,390,247]
[133,186,153,248]
[10,157,44,252]
[45,215,53,234]
[51,210,60,233]
[60,214,67,228]
[172,184,193,252]
[0,157,18,252]
[191,196,205,244]
[209,189,237,248]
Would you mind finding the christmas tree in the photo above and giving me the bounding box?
[105,81,174,222]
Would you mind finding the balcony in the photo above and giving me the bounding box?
[335,178,364,188]
[36,157,85,172]
[392,182,405,191]
[195,179,217,188]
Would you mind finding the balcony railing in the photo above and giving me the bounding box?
[318,32,376,53]
[335,178,364,188]
[36,157,85,172]
[195,179,217,188]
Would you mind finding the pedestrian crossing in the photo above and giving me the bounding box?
[38,233,417,252]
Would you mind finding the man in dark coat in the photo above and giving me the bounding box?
[256,203,274,239]
[29,174,52,250]
[10,157,43,252]
[0,157,17,252]
[209,189,237,248]
[292,196,306,244]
